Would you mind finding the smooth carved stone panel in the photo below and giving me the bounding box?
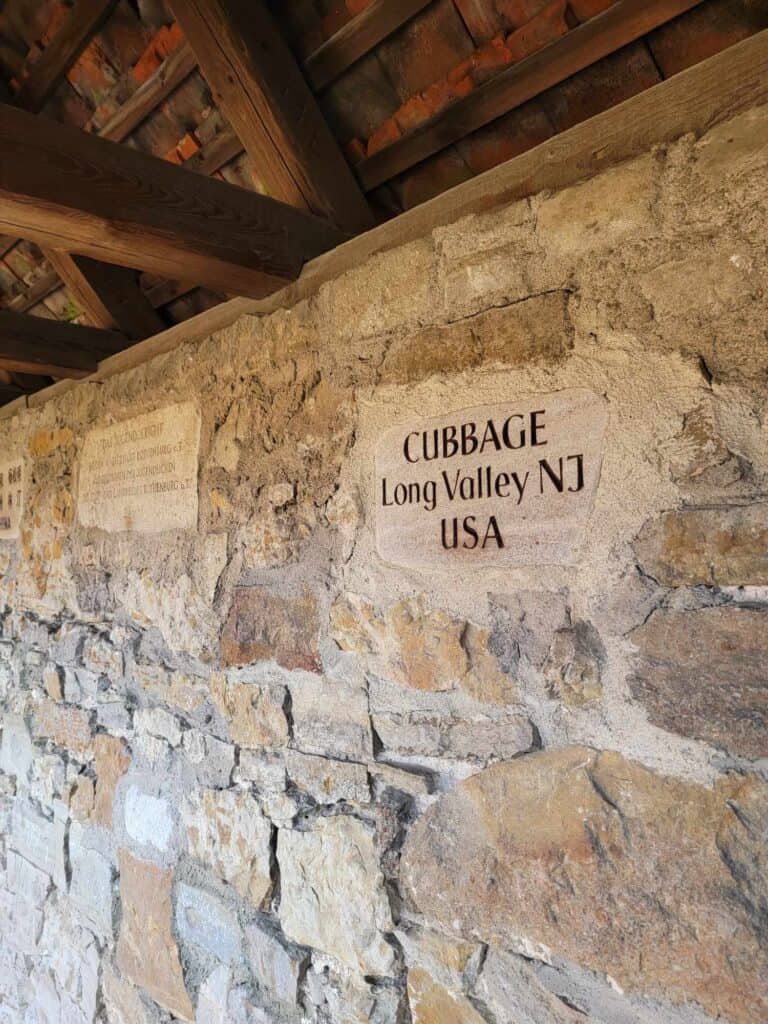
[375,389,607,569]
[77,402,200,533]
[401,747,768,1024]
[0,457,24,539]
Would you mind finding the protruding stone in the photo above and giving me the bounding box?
[634,505,768,586]
[0,714,34,781]
[407,967,487,1024]
[221,587,321,672]
[69,823,114,937]
[542,622,604,707]
[116,850,193,1020]
[183,731,235,789]
[401,747,768,1024]
[209,674,289,749]
[92,734,130,828]
[10,799,66,887]
[290,678,372,761]
[246,921,306,1010]
[102,963,160,1024]
[175,884,243,965]
[285,750,369,804]
[373,712,534,762]
[630,607,767,758]
[332,594,517,703]
[278,815,394,976]
[31,700,92,757]
[124,786,175,853]
[182,789,272,906]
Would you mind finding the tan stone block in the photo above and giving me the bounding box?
[92,734,130,828]
[639,250,756,324]
[116,850,193,1021]
[477,291,571,366]
[221,587,321,672]
[31,701,92,757]
[102,963,157,1024]
[401,747,768,1024]
[379,321,480,385]
[407,968,486,1024]
[630,607,767,759]
[634,505,768,586]
[43,664,64,701]
[332,594,518,703]
[69,775,95,821]
[537,153,655,256]
[182,788,272,906]
[209,673,288,749]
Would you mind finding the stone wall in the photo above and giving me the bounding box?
[0,102,766,1024]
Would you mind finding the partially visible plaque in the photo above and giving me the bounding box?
[375,388,608,568]
[78,403,200,533]
[0,458,24,540]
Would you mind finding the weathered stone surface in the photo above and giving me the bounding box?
[245,921,306,1010]
[407,968,486,1024]
[634,505,768,586]
[124,786,175,853]
[6,849,51,907]
[134,707,182,747]
[285,749,369,804]
[116,850,193,1020]
[374,712,533,762]
[92,734,130,828]
[31,700,92,756]
[630,607,767,759]
[183,731,236,789]
[640,249,756,325]
[472,948,582,1023]
[10,799,66,887]
[290,678,372,761]
[221,587,321,672]
[0,714,34,781]
[278,815,394,976]
[182,789,272,905]
[537,154,655,256]
[102,963,159,1024]
[69,824,114,937]
[332,594,518,704]
[401,747,768,1023]
[542,622,604,707]
[175,883,243,965]
[209,674,288,749]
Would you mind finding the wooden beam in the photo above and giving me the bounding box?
[96,42,197,143]
[304,0,432,92]
[184,128,244,176]
[0,383,27,405]
[5,268,61,313]
[357,0,706,190]
[14,0,119,113]
[45,251,164,339]
[0,103,348,299]
[168,0,373,234]
[0,309,126,377]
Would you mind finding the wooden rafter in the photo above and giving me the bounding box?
[44,252,165,340]
[0,103,347,299]
[14,0,119,113]
[168,0,374,234]
[357,0,706,190]
[304,0,433,92]
[0,309,127,377]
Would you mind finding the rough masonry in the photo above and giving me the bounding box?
[0,101,766,1023]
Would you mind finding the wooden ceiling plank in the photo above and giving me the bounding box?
[357,0,707,190]
[183,129,244,176]
[0,309,127,378]
[14,0,120,113]
[6,268,61,313]
[97,41,198,143]
[0,103,347,299]
[168,0,374,234]
[304,0,433,92]
[44,251,165,339]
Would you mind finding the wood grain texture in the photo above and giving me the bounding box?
[0,103,348,299]
[168,0,373,233]
[14,0,119,113]
[304,0,433,91]
[6,269,61,313]
[0,309,126,377]
[357,0,707,189]
[97,41,197,143]
[183,128,244,176]
[45,251,165,339]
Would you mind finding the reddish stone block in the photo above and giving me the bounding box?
[456,97,554,174]
[471,34,515,84]
[344,137,367,164]
[394,93,433,134]
[506,0,569,63]
[496,0,553,30]
[454,0,506,43]
[221,587,322,673]
[646,0,768,78]
[131,22,184,85]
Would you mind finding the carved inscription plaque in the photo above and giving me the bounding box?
[78,403,200,533]
[0,458,24,540]
[375,389,608,568]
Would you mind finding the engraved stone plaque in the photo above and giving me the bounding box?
[375,388,608,568]
[0,458,24,540]
[78,403,200,534]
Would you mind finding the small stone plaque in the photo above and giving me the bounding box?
[0,458,24,540]
[78,403,200,534]
[375,388,608,568]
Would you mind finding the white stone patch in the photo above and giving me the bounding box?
[77,402,200,533]
[124,786,174,852]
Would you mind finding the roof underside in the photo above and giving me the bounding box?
[0,0,765,404]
